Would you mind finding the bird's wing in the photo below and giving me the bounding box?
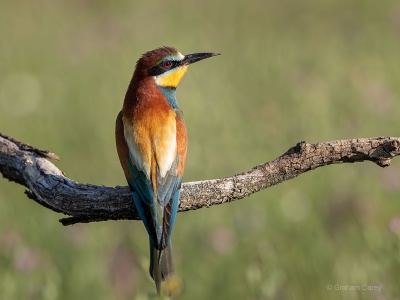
[158,109,187,247]
[116,111,157,244]
[116,110,186,249]
[156,156,183,249]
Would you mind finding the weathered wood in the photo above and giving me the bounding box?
[1,133,399,226]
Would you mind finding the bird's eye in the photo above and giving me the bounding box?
[163,61,172,69]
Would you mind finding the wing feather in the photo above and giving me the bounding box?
[118,108,185,250]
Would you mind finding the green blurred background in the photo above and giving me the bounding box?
[1,0,400,299]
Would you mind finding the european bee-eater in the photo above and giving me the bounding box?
[115,46,219,293]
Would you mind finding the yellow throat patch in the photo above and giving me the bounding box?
[156,66,188,87]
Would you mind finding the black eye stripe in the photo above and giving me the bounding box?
[161,60,177,68]
[148,61,179,76]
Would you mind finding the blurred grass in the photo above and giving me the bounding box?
[1,0,400,299]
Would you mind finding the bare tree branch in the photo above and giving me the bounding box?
[1,132,399,226]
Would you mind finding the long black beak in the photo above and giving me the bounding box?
[180,52,220,66]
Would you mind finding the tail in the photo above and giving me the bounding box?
[149,240,175,295]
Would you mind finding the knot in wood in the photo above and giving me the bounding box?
[286,141,308,155]
[388,140,400,152]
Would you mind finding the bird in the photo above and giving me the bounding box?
[115,46,219,294]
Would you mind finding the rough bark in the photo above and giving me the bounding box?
[1,133,399,226]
